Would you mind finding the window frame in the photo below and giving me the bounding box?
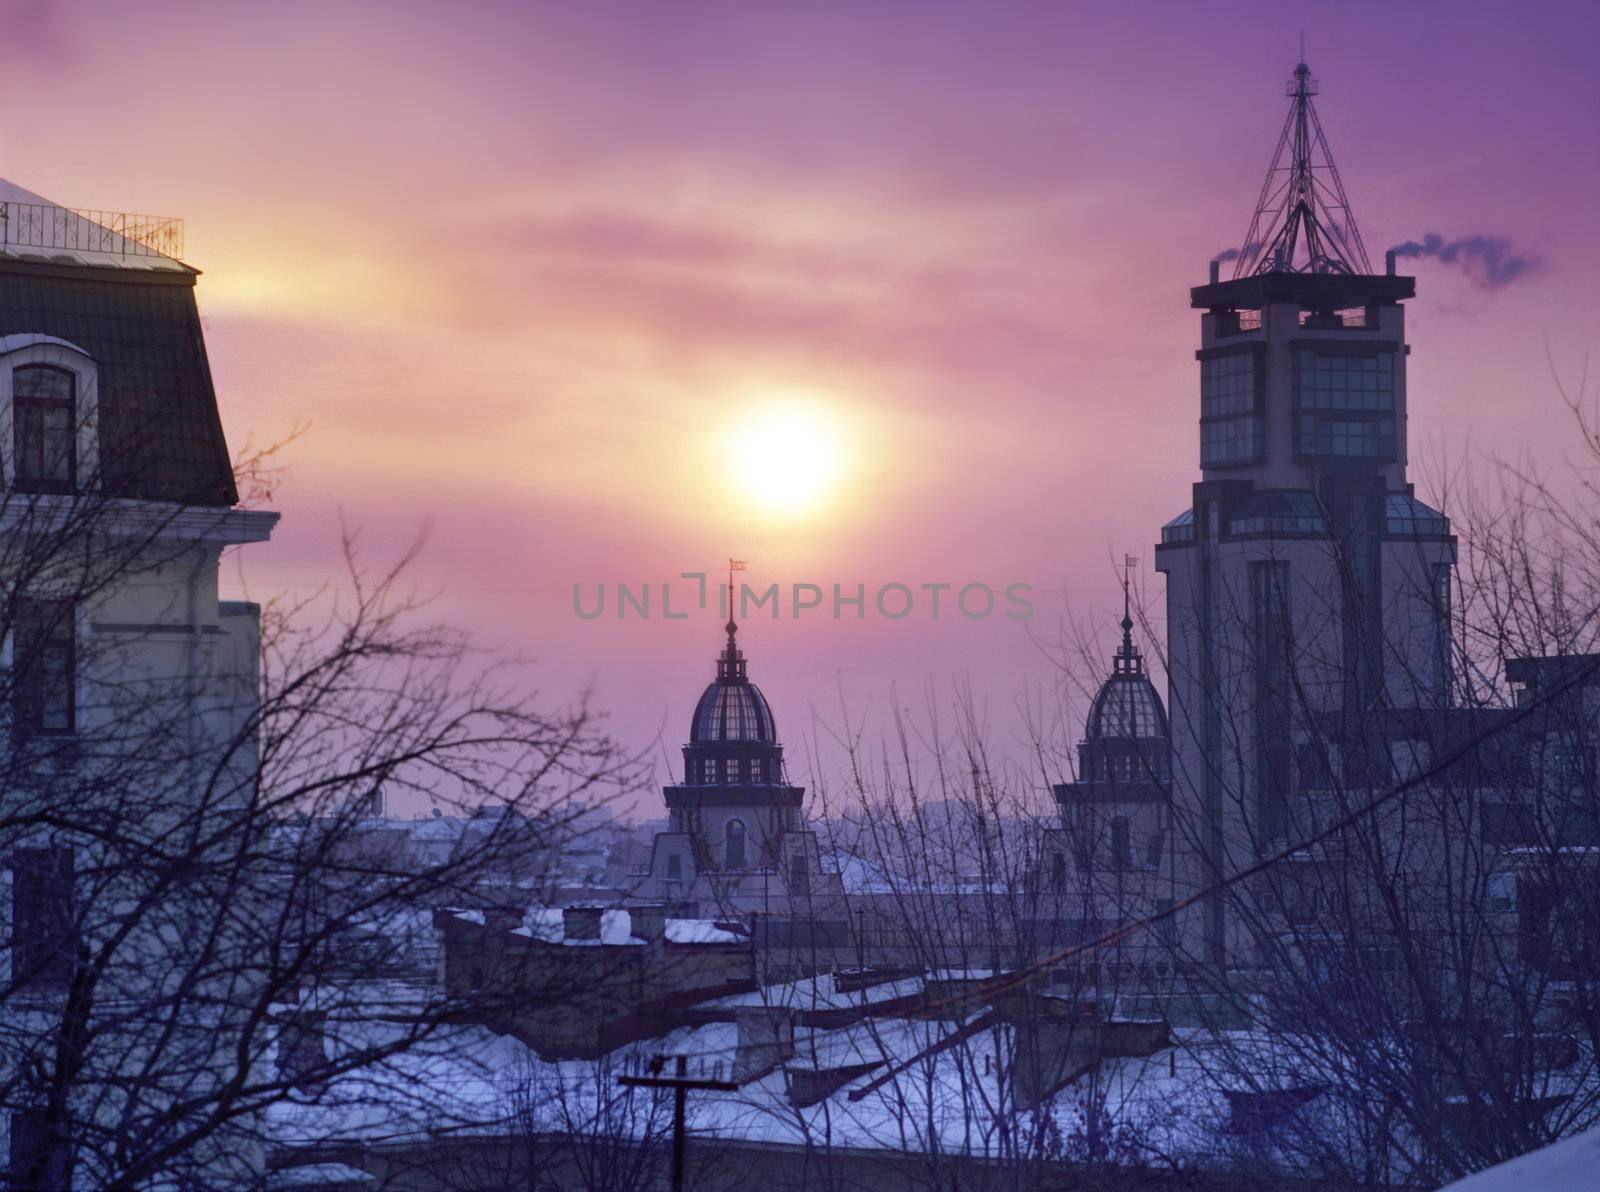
[1110,816,1132,870]
[12,365,77,495]
[10,845,78,994]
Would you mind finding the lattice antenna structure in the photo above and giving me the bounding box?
[1233,62,1372,278]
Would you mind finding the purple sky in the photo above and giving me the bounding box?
[2,0,1595,814]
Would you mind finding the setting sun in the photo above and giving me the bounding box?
[726,401,849,516]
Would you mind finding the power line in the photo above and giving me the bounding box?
[618,1053,740,1192]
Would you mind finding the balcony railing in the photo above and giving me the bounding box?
[0,201,183,261]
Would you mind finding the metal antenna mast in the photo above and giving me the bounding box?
[1234,60,1372,278]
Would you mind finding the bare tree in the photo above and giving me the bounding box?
[0,450,645,1189]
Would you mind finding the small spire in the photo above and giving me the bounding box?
[1115,554,1143,676]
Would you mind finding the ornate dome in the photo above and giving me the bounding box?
[1086,581,1168,741]
[1076,579,1172,786]
[1087,670,1168,740]
[691,674,777,744]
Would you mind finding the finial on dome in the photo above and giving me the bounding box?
[717,559,750,682]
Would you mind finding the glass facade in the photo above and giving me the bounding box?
[1201,352,1256,417]
[1386,494,1450,537]
[1201,416,1265,468]
[1298,351,1395,410]
[1294,348,1397,460]
[1298,416,1395,459]
[1200,350,1263,468]
[1230,490,1328,536]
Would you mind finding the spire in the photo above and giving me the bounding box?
[1114,554,1143,676]
[1233,60,1372,279]
[716,558,749,682]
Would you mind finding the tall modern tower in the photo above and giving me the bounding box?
[1154,64,1456,972]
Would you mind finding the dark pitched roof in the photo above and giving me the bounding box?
[0,258,236,506]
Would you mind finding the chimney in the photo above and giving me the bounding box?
[734,1005,797,1081]
[563,905,603,941]
[484,905,523,933]
[629,903,668,942]
[1209,259,1220,284]
[1385,249,1397,276]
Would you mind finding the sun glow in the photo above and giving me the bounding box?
[726,401,849,517]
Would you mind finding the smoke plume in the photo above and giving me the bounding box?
[1388,233,1539,289]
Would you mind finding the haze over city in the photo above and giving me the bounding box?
[4,0,1594,801]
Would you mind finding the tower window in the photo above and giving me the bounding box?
[1199,348,1263,468]
[13,366,76,494]
[1201,416,1265,468]
[726,818,745,869]
[12,599,75,737]
[666,854,682,880]
[1146,828,1166,869]
[1296,350,1394,411]
[1201,352,1257,417]
[1110,817,1132,870]
[1252,562,1293,840]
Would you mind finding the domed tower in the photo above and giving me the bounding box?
[1078,588,1171,787]
[682,620,787,787]
[647,616,812,902]
[1049,569,1173,896]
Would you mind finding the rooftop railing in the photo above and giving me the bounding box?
[0,201,183,260]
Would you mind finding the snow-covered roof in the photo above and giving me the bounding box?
[267,1162,374,1189]
[1436,1125,1600,1191]
[0,177,186,271]
[706,972,923,1013]
[470,906,744,947]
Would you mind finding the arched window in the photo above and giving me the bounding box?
[1111,816,1131,870]
[14,366,75,494]
[726,819,745,869]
